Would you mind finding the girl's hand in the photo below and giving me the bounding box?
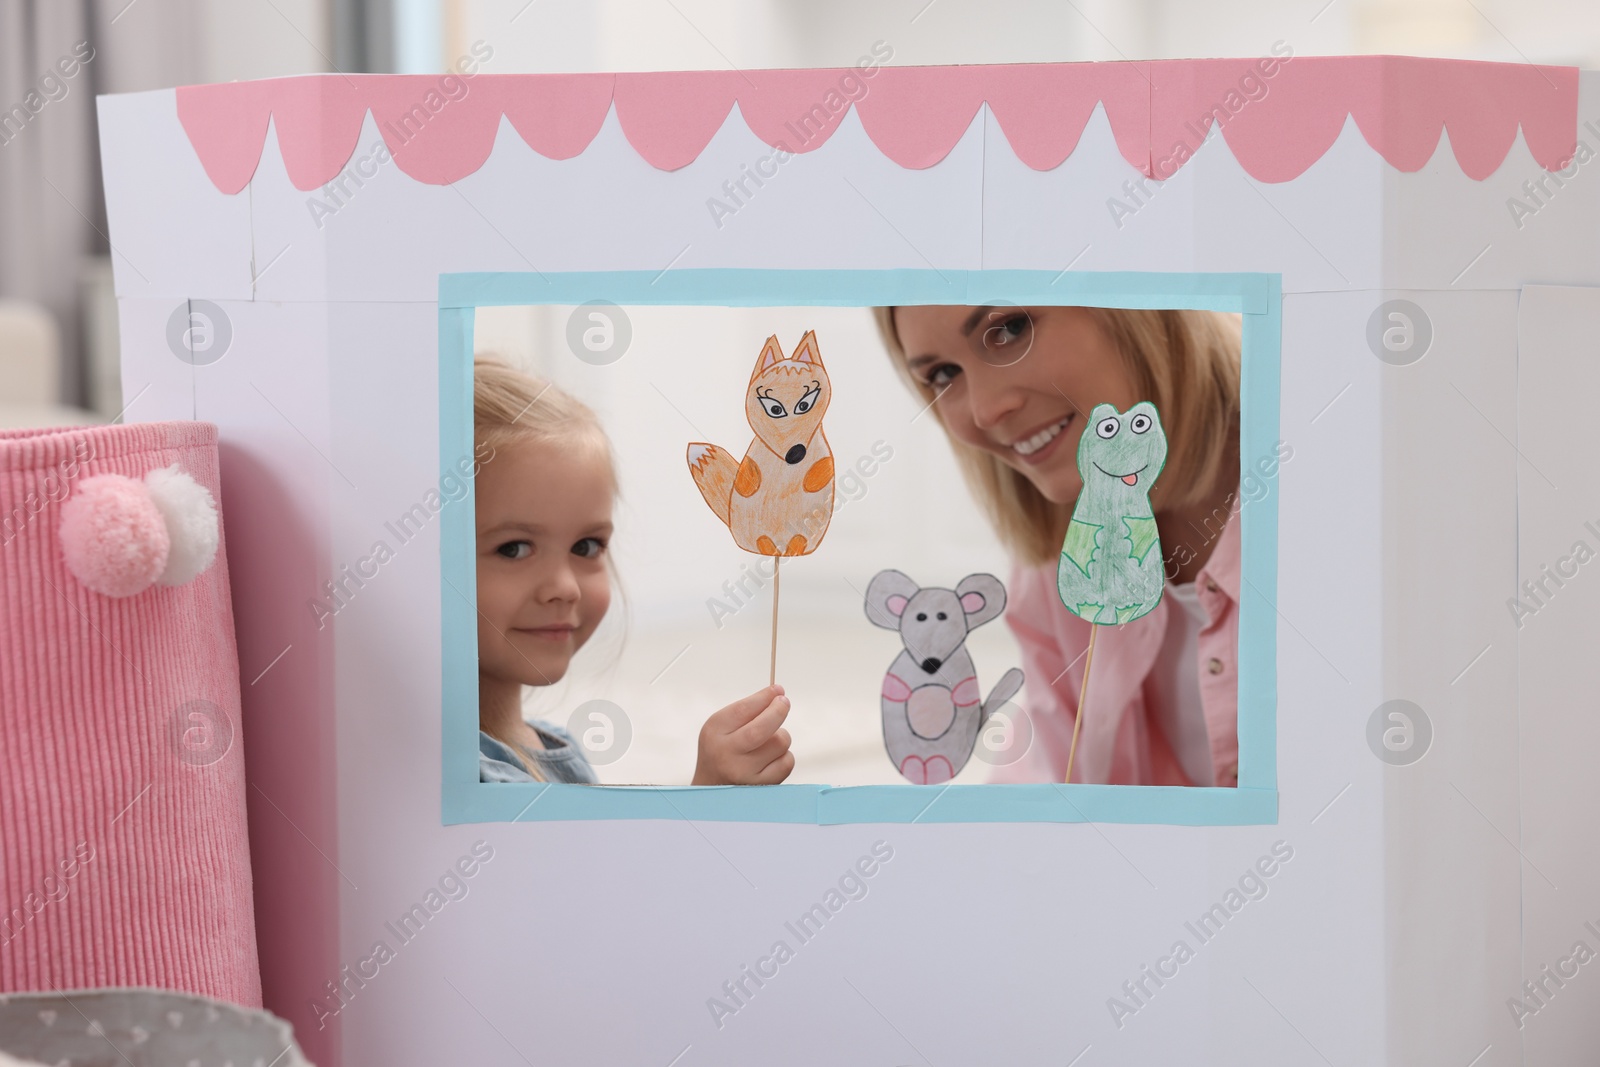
[692,685,793,785]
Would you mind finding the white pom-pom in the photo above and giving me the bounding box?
[143,463,220,586]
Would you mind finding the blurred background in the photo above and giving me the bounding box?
[3,0,1600,428]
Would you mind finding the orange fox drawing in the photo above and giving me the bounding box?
[687,330,836,556]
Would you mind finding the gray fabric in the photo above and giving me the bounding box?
[0,987,313,1066]
[479,720,598,784]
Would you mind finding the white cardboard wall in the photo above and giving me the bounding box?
[1515,285,1600,1061]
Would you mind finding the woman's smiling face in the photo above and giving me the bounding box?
[892,305,1141,506]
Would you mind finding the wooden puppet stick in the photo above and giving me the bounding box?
[1064,625,1099,784]
[769,555,781,687]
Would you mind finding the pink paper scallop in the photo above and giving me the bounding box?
[175,80,277,195]
[366,77,510,185]
[614,70,744,172]
[981,62,1151,172]
[265,78,372,192]
[496,73,617,161]
[728,67,873,155]
[854,64,990,169]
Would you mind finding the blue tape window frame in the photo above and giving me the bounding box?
[439,269,1281,826]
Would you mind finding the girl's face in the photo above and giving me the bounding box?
[892,305,1140,506]
[475,435,613,689]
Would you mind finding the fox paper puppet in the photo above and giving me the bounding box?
[687,331,836,556]
[1056,400,1168,783]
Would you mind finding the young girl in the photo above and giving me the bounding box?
[875,306,1246,787]
[473,357,795,785]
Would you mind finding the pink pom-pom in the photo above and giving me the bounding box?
[59,474,170,597]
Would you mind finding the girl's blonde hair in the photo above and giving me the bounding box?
[473,356,619,782]
[474,356,612,462]
[873,307,1241,565]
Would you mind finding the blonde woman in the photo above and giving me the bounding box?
[473,358,795,785]
[876,306,1273,787]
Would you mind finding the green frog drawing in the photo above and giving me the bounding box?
[1057,401,1169,625]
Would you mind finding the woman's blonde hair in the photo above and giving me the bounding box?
[873,307,1241,565]
[473,356,620,782]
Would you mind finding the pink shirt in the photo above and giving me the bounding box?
[991,510,1241,787]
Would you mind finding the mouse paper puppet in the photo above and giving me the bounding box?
[865,570,1025,785]
[1058,401,1169,623]
[687,330,835,557]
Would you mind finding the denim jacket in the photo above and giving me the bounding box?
[478,720,598,784]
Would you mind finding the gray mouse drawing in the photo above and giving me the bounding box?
[864,570,1026,784]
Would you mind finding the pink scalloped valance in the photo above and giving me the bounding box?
[173,56,1578,194]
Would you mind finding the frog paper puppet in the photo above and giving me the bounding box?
[1057,402,1169,624]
